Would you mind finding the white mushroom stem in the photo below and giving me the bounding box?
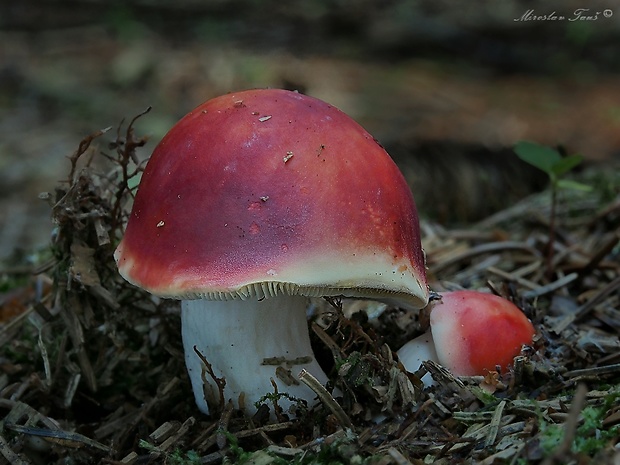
[397,331,438,385]
[181,295,329,415]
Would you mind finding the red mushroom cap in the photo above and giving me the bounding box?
[115,89,428,309]
[431,290,535,376]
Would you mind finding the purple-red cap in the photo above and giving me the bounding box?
[115,89,428,309]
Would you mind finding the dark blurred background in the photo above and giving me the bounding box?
[1,0,619,260]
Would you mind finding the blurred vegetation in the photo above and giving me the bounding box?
[1,1,619,258]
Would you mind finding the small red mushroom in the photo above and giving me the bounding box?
[398,290,535,380]
[115,89,429,415]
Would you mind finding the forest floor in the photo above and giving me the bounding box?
[1,2,619,464]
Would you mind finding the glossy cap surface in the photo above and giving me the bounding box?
[431,290,535,375]
[115,89,428,309]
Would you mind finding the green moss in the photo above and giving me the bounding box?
[539,391,620,457]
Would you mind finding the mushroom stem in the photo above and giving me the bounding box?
[397,332,438,385]
[181,295,328,415]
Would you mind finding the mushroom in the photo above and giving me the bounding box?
[397,290,534,381]
[114,89,429,415]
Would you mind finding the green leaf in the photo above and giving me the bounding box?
[557,179,592,191]
[551,154,583,176]
[514,141,561,174]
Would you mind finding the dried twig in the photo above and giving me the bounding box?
[194,345,226,413]
[540,384,588,465]
[484,400,506,447]
[563,363,620,379]
[430,241,539,275]
[298,369,353,429]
